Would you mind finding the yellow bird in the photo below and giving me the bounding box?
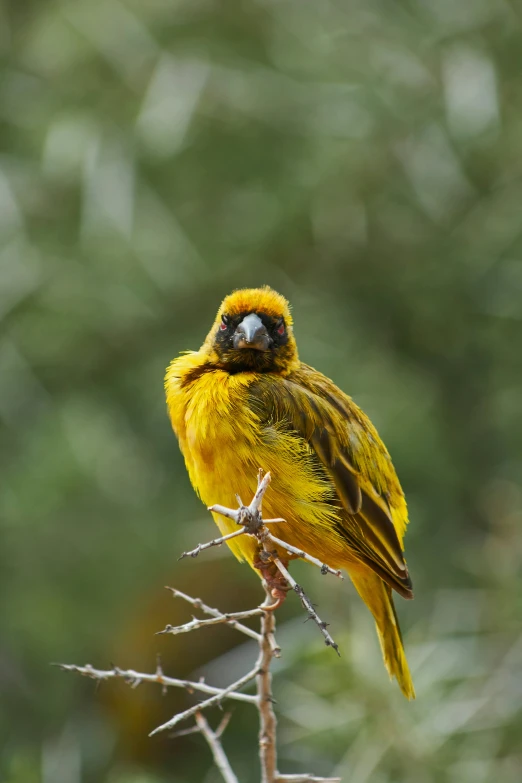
[165,286,415,699]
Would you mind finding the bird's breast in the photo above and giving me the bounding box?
[174,367,341,566]
[182,370,262,500]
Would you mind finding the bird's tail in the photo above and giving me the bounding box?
[349,566,415,700]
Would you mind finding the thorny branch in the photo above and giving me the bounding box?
[59,471,342,782]
[56,660,257,705]
[159,587,281,656]
[194,712,239,783]
[149,660,260,736]
[207,471,341,655]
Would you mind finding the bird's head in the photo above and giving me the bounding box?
[202,286,299,374]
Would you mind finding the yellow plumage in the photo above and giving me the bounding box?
[165,286,415,699]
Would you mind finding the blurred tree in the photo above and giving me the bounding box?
[1,0,521,781]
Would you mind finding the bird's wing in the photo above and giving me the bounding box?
[249,364,412,598]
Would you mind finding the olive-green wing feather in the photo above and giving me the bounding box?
[249,364,412,598]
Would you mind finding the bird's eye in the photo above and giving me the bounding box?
[277,319,285,336]
[220,315,228,331]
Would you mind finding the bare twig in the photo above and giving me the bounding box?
[261,518,287,524]
[214,711,234,739]
[149,664,260,736]
[164,586,281,656]
[266,532,344,580]
[167,587,244,616]
[179,527,247,560]
[195,712,239,783]
[169,724,202,739]
[56,662,257,704]
[170,712,238,783]
[158,608,263,642]
[207,469,271,529]
[165,587,263,640]
[269,557,340,657]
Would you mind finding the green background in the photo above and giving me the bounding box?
[1,1,521,781]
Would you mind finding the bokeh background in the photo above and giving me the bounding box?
[1,1,522,781]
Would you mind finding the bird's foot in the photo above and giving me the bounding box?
[254,552,290,610]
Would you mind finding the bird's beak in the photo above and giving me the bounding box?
[233,313,270,351]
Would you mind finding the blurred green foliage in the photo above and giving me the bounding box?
[1,0,521,781]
